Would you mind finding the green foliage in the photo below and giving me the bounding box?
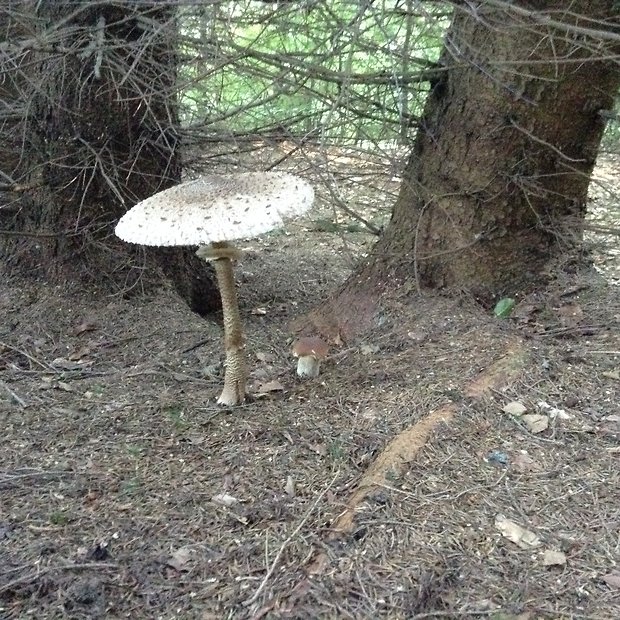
[494,298,516,318]
[177,1,449,142]
[49,511,70,525]
[164,405,187,430]
[121,477,142,496]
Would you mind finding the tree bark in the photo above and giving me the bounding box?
[0,0,219,314]
[308,1,620,339]
[0,2,30,200]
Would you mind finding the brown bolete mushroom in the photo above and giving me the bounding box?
[115,172,314,406]
[292,336,329,378]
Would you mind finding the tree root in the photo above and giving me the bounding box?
[328,339,529,538]
[291,282,382,343]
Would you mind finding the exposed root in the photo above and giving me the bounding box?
[327,339,529,538]
[464,341,528,399]
[330,404,458,536]
[292,284,382,342]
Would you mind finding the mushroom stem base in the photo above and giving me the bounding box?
[296,356,321,378]
[218,368,246,406]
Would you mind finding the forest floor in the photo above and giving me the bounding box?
[1,147,619,619]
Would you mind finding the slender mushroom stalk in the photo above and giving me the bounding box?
[196,242,246,405]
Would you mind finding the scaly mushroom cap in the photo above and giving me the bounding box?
[292,336,329,360]
[115,171,314,246]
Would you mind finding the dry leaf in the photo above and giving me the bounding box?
[495,514,541,549]
[285,475,296,497]
[167,547,193,571]
[549,408,571,420]
[68,345,91,361]
[537,400,571,420]
[38,376,54,390]
[51,358,85,371]
[256,351,275,363]
[512,303,537,321]
[601,370,620,381]
[512,452,540,473]
[542,549,567,566]
[360,344,379,355]
[306,552,329,575]
[250,367,270,382]
[287,578,312,604]
[308,443,327,457]
[257,379,284,394]
[171,372,193,382]
[556,303,584,327]
[74,320,97,335]
[602,573,620,589]
[281,430,294,444]
[212,493,240,507]
[503,401,527,416]
[522,414,549,434]
[407,329,428,343]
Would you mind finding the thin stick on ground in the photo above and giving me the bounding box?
[0,341,52,370]
[0,562,117,594]
[243,472,339,608]
[0,380,27,407]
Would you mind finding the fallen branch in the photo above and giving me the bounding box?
[330,404,458,535]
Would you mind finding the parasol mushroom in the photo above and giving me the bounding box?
[115,171,314,405]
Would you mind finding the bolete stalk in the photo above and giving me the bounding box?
[115,172,314,405]
[292,336,329,378]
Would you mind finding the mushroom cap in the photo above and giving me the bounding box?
[292,336,329,359]
[115,172,314,247]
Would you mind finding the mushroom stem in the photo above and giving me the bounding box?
[198,242,247,405]
[296,356,321,378]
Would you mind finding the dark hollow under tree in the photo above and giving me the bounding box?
[310,0,620,340]
[0,0,218,314]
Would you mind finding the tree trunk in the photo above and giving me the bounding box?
[0,0,219,314]
[0,2,30,199]
[309,1,620,339]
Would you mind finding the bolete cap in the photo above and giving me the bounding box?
[115,171,314,246]
[292,336,329,359]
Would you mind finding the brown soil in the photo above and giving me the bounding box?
[1,149,619,619]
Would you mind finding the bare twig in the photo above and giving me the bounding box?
[0,380,27,407]
[0,341,53,370]
[243,471,339,607]
[0,229,72,238]
[0,562,117,595]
